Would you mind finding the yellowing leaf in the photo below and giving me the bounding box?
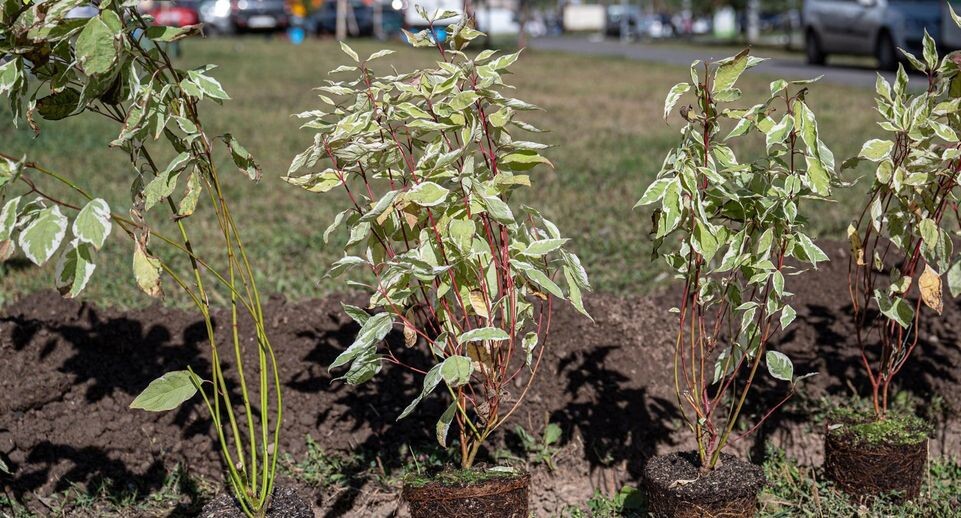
[133,241,163,298]
[468,291,489,319]
[403,320,417,347]
[466,341,494,374]
[919,264,943,315]
[847,224,865,266]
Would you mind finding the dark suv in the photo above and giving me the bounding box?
[199,0,289,34]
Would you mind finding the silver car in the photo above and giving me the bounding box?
[803,0,961,70]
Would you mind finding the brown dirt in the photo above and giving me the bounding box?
[643,452,765,518]
[200,485,312,517]
[0,241,959,516]
[403,471,529,518]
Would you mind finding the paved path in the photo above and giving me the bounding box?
[529,36,894,89]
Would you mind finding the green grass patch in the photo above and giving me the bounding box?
[0,464,211,518]
[0,37,879,307]
[403,465,522,489]
[760,446,961,516]
[828,407,931,447]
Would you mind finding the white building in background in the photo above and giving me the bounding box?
[562,3,605,32]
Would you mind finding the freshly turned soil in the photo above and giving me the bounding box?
[1,240,961,516]
[643,452,765,518]
[824,418,928,501]
[403,471,530,518]
[200,486,311,517]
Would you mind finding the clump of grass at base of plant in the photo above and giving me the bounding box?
[760,445,961,516]
[281,436,363,490]
[563,486,645,518]
[402,466,523,489]
[0,464,212,518]
[827,407,931,447]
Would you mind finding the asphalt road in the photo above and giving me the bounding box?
[529,36,895,89]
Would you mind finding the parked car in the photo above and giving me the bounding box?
[642,14,675,38]
[146,0,200,28]
[803,0,961,70]
[304,0,402,37]
[198,0,289,34]
[605,5,641,37]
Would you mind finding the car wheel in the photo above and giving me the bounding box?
[876,31,899,71]
[805,30,826,66]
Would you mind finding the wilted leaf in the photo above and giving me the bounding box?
[663,82,690,119]
[919,264,943,314]
[133,241,164,298]
[847,224,865,266]
[403,320,417,347]
[468,291,489,319]
[36,88,80,121]
[397,363,442,420]
[222,134,261,181]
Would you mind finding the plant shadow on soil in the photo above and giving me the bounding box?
[548,344,681,478]
[285,323,437,515]
[0,299,252,513]
[742,243,961,462]
[2,243,961,516]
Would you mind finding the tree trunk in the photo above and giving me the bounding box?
[336,0,347,41]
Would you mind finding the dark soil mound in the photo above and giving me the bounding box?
[643,452,765,518]
[0,241,959,515]
[200,485,311,517]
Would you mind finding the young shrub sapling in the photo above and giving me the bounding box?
[0,4,289,516]
[836,22,961,500]
[286,11,591,481]
[638,49,835,486]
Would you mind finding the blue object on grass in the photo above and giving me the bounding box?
[289,27,305,45]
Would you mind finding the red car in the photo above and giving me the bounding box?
[147,1,200,27]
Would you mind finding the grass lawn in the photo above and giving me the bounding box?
[0,36,879,308]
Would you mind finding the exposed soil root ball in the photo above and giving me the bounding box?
[824,411,930,502]
[200,486,311,518]
[643,452,765,518]
[403,469,529,518]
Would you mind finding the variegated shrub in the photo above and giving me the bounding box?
[638,50,836,470]
[1,3,280,515]
[847,19,961,420]
[286,14,591,469]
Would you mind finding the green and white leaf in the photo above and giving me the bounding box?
[765,350,794,382]
[18,206,68,266]
[73,198,112,250]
